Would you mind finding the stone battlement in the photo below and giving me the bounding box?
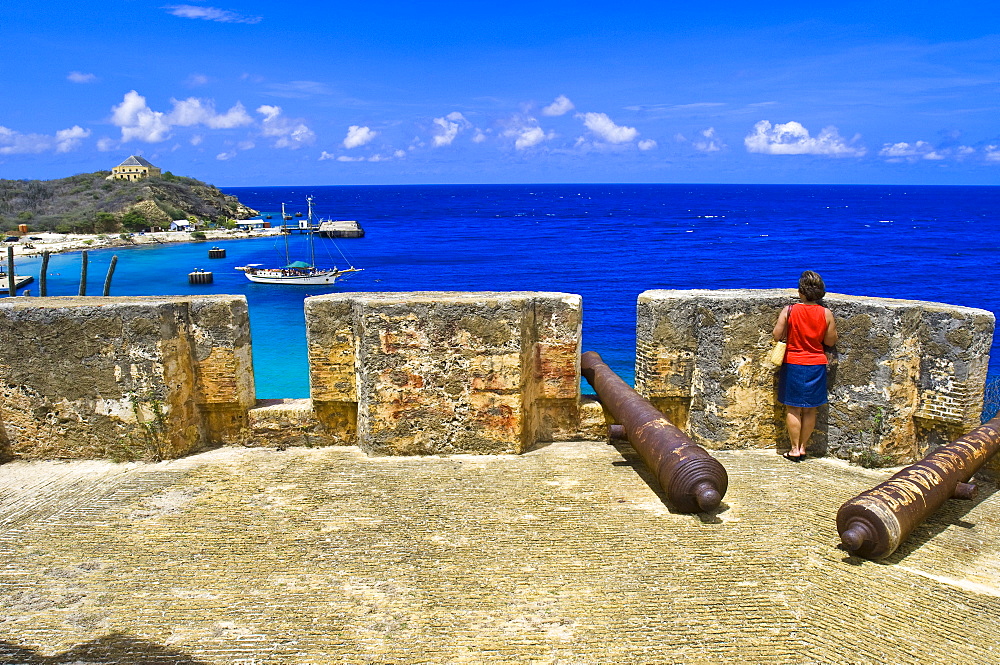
[0,291,993,469]
[636,289,994,463]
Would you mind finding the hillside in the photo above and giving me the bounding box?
[0,171,258,234]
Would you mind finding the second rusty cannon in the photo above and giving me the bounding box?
[581,350,728,513]
[837,415,1000,559]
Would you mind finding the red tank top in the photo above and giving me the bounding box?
[785,303,828,365]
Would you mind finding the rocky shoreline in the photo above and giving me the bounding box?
[6,228,285,260]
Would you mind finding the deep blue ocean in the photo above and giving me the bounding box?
[14,184,1000,401]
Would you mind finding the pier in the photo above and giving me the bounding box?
[0,275,33,294]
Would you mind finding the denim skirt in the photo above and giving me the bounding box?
[778,363,828,408]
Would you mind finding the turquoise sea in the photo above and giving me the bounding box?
[12,184,1000,407]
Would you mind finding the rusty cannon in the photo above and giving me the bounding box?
[837,415,1000,559]
[581,350,728,513]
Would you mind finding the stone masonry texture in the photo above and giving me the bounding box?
[305,292,582,455]
[2,444,1000,663]
[0,296,255,461]
[635,289,995,465]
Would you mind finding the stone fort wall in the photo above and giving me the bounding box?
[0,291,994,471]
[636,290,994,463]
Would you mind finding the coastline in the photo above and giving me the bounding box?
[6,228,285,260]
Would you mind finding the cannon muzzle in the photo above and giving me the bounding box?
[581,350,728,513]
[837,416,1000,559]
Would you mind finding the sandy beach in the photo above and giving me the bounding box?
[4,228,285,260]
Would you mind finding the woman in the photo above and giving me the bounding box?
[773,270,838,461]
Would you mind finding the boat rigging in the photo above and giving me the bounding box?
[235,197,362,285]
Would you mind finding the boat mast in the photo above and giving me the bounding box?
[281,202,291,265]
[307,195,316,268]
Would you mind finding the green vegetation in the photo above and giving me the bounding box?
[0,171,257,234]
[857,449,896,469]
[856,407,894,468]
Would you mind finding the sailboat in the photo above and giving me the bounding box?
[235,197,363,285]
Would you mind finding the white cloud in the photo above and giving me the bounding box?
[744,120,866,156]
[186,74,210,87]
[472,130,487,144]
[169,97,252,128]
[54,126,91,152]
[542,95,574,117]
[111,91,253,143]
[986,146,1000,162]
[431,112,471,147]
[0,125,90,154]
[266,80,335,99]
[256,105,315,149]
[878,140,977,162]
[164,5,262,24]
[190,134,203,146]
[638,139,657,151]
[578,112,638,144]
[343,125,377,149]
[67,71,97,84]
[112,91,171,142]
[624,102,726,112]
[514,126,547,150]
[501,115,553,150]
[320,149,406,162]
[693,127,724,153]
[215,140,254,161]
[96,137,117,152]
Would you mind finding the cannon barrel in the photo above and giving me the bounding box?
[581,350,728,513]
[837,416,1000,559]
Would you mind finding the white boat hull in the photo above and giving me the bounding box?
[236,266,361,285]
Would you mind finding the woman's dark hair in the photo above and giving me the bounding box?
[798,270,826,301]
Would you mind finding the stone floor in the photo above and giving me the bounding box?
[1,442,999,664]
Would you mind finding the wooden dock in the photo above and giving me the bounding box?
[0,275,35,295]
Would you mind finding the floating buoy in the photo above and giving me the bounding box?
[188,270,213,284]
[208,247,226,259]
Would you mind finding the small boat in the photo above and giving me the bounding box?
[235,198,362,285]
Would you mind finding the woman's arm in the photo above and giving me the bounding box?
[824,308,838,346]
[773,306,789,341]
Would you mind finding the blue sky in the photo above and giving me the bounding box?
[2,0,999,185]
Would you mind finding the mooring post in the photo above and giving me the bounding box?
[102,255,118,296]
[79,250,88,296]
[39,251,49,297]
[6,246,14,297]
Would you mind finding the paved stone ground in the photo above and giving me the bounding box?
[1,442,999,664]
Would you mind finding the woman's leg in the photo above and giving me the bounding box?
[785,406,803,456]
[798,407,818,455]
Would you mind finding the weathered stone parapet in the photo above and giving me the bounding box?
[636,289,994,464]
[0,295,254,460]
[247,398,332,449]
[306,291,582,455]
